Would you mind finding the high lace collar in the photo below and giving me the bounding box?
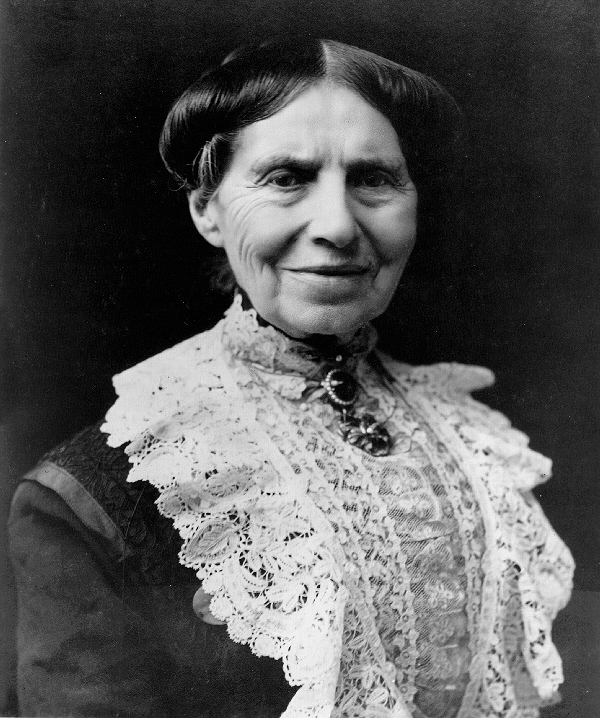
[220,293,378,381]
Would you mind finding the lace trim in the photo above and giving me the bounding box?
[103,326,350,716]
[383,357,574,711]
[102,300,573,718]
[242,376,485,718]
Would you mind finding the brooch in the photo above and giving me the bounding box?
[322,366,391,457]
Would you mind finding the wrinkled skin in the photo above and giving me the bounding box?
[189,82,418,342]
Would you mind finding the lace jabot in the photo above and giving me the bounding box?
[102,296,574,718]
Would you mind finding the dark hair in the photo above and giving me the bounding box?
[161,38,459,199]
[159,39,463,290]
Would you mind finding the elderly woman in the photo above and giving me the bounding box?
[9,39,573,718]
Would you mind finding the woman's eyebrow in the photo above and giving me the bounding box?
[248,154,408,176]
[346,158,408,175]
[249,155,321,175]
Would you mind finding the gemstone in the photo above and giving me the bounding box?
[321,367,392,456]
[322,368,359,407]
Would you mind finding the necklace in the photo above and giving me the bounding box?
[321,360,392,457]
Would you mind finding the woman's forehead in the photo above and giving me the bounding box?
[231,83,405,169]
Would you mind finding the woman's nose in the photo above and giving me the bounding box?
[308,178,358,248]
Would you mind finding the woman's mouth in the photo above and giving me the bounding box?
[284,264,371,276]
[279,265,374,295]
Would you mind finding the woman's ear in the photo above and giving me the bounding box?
[188,189,224,247]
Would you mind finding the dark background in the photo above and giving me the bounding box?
[1,0,599,715]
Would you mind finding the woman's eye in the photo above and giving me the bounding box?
[363,172,388,187]
[267,171,302,188]
[352,170,394,189]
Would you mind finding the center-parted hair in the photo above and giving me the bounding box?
[160,38,460,202]
[160,39,463,290]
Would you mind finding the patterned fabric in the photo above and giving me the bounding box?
[42,422,189,586]
[102,295,574,718]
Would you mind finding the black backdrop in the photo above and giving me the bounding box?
[1,0,599,715]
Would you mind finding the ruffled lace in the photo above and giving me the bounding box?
[382,358,574,711]
[102,296,573,718]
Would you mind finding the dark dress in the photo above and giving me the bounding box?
[9,422,296,717]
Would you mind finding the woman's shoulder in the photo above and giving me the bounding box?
[13,422,185,584]
[40,420,132,483]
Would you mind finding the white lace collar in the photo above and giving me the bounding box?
[101,297,574,718]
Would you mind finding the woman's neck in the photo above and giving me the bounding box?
[237,288,363,357]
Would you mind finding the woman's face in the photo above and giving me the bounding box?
[190,82,418,341]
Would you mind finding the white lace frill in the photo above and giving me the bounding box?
[101,297,574,718]
[385,360,574,712]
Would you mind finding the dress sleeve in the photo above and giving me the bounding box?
[9,479,176,717]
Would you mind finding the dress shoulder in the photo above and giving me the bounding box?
[20,422,187,585]
[42,420,132,483]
